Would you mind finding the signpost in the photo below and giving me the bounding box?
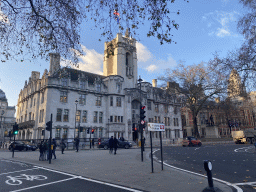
[148,123,165,172]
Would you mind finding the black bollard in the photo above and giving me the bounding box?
[202,160,223,192]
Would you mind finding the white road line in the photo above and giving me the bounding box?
[152,149,243,192]
[234,181,256,186]
[33,166,77,177]
[9,177,78,192]
[234,146,252,152]
[78,176,143,192]
[0,168,39,176]
[34,166,143,192]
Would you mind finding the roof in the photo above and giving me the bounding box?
[52,67,106,83]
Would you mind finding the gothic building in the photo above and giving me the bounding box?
[0,89,16,142]
[15,33,183,142]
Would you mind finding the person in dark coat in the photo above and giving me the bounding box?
[60,139,66,154]
[74,137,80,152]
[39,141,44,161]
[113,137,118,155]
[52,138,57,159]
[92,138,95,148]
[109,136,114,154]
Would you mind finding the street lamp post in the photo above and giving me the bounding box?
[0,110,5,142]
[108,118,110,139]
[74,99,78,139]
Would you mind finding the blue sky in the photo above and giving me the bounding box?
[0,0,248,108]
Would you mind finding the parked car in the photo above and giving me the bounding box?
[182,136,202,147]
[9,141,26,151]
[24,142,38,151]
[98,139,132,149]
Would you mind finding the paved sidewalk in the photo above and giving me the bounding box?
[0,148,234,192]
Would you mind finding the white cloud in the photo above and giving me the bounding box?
[61,45,104,75]
[146,65,158,72]
[216,28,230,37]
[137,41,177,73]
[136,42,152,62]
[203,11,239,37]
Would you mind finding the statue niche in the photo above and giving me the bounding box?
[126,52,133,78]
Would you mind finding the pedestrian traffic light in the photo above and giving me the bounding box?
[87,129,89,134]
[46,121,52,131]
[140,106,146,121]
[13,122,19,135]
[91,129,94,134]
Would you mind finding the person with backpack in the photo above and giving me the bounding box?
[52,138,57,159]
[60,139,66,154]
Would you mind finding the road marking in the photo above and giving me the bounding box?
[195,148,200,150]
[78,176,143,192]
[0,168,39,176]
[234,146,253,152]
[34,166,143,192]
[10,177,78,192]
[5,174,48,185]
[234,181,256,186]
[152,149,243,192]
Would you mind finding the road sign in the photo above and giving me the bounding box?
[147,123,165,132]
[141,120,145,125]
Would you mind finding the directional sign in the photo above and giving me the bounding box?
[148,123,165,132]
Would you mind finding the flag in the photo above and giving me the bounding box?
[113,9,120,24]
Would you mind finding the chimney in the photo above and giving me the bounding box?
[152,79,157,87]
[49,53,60,76]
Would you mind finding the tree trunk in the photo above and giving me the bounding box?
[193,116,200,138]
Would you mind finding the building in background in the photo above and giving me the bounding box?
[182,69,255,138]
[16,32,183,143]
[0,89,16,142]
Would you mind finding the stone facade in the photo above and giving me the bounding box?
[0,89,16,142]
[15,33,183,142]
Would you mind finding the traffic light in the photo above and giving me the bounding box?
[140,106,146,121]
[13,122,19,135]
[87,129,89,134]
[46,121,52,131]
[91,129,94,134]
[79,126,83,132]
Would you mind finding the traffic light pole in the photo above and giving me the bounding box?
[138,76,143,162]
[49,114,52,164]
[12,134,15,158]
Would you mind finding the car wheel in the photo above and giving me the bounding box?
[246,138,251,144]
[251,138,255,144]
[26,148,28,151]
[19,149,22,151]
[188,143,193,147]
[32,149,35,151]
[198,142,202,147]
[124,144,130,149]
[182,145,186,147]
[104,145,108,150]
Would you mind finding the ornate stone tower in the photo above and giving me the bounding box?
[103,32,137,88]
[228,69,245,98]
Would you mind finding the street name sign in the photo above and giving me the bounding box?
[148,123,165,132]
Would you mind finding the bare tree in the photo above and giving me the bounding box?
[158,62,227,138]
[0,0,188,62]
[209,0,256,90]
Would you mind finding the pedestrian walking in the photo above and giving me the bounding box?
[52,138,57,159]
[43,140,48,160]
[60,139,66,154]
[113,137,118,155]
[39,141,44,161]
[92,138,95,148]
[74,137,80,152]
[109,136,114,154]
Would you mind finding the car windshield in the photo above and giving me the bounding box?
[15,141,24,144]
